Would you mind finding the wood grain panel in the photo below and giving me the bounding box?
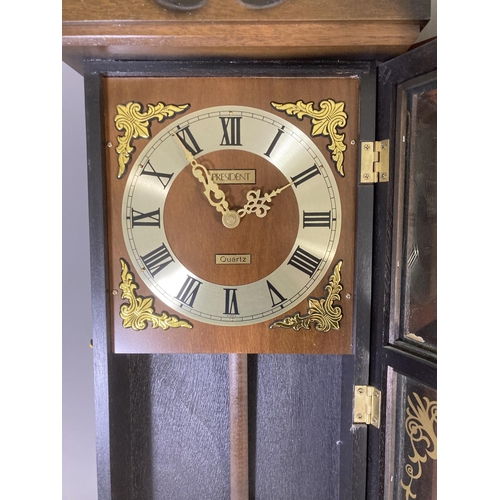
[63,21,423,71]
[250,355,343,499]
[103,73,358,354]
[108,354,230,499]
[62,0,430,68]
[63,0,429,22]
[229,354,249,500]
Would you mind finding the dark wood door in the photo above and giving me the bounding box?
[368,39,437,499]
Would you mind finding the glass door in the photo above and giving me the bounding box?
[368,38,437,500]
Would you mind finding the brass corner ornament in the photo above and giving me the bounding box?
[118,258,193,331]
[114,101,190,179]
[271,99,348,176]
[270,260,343,332]
[401,393,437,500]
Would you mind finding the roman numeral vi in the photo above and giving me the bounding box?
[224,288,240,315]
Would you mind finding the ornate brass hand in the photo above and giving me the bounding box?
[175,135,240,228]
[237,180,294,219]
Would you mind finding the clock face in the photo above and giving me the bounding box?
[122,106,341,326]
[104,75,359,354]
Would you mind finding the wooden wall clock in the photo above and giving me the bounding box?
[104,72,358,354]
[63,1,436,498]
[79,60,376,500]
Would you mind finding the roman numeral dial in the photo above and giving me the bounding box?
[303,211,333,228]
[264,126,284,157]
[224,288,240,315]
[141,243,174,277]
[267,281,287,307]
[121,105,342,327]
[176,126,203,156]
[288,246,322,277]
[176,276,203,307]
[130,208,161,227]
[291,164,320,186]
[220,116,242,146]
[141,160,173,189]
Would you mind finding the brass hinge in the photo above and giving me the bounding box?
[353,385,381,428]
[360,140,389,183]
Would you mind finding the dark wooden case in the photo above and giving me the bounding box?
[63,2,436,497]
[84,58,376,499]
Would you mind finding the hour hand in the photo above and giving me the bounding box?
[174,134,241,228]
[237,180,293,219]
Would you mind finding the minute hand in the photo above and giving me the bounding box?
[237,180,294,219]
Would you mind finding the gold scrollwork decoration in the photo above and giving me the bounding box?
[270,260,343,332]
[271,99,348,176]
[401,393,437,500]
[118,258,193,331]
[114,101,190,179]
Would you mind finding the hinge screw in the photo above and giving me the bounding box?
[364,144,370,150]
[381,173,387,180]
[357,388,364,394]
[356,413,363,419]
[363,173,370,180]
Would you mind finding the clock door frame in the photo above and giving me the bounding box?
[83,59,377,499]
[368,38,437,499]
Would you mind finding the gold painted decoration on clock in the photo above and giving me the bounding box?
[271,99,348,176]
[114,101,190,178]
[118,258,193,331]
[401,393,437,500]
[270,260,343,332]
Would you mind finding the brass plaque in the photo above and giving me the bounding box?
[209,169,256,184]
[215,254,252,265]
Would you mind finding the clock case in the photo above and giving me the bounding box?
[81,38,436,500]
[85,57,376,500]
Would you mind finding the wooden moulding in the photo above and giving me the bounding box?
[62,22,423,72]
[229,354,249,500]
[62,0,430,72]
[62,0,430,22]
